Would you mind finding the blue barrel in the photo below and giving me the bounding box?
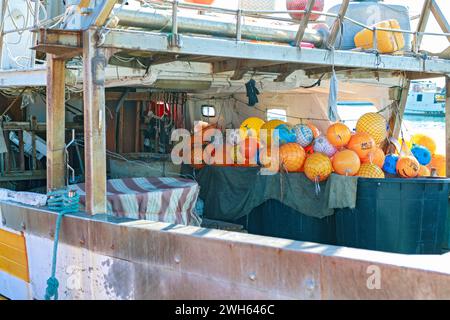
[335,178,450,254]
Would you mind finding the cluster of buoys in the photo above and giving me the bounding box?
[390,134,445,178]
[189,113,445,181]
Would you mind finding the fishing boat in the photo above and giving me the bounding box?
[405,81,446,117]
[1,0,450,301]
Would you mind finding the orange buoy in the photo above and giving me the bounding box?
[396,156,420,178]
[307,122,321,138]
[427,154,446,177]
[279,143,306,172]
[362,147,386,168]
[356,112,387,146]
[347,132,376,160]
[304,153,333,182]
[357,163,385,179]
[327,123,352,148]
[332,150,361,176]
[418,165,431,177]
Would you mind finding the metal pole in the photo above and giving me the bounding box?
[30,0,40,68]
[115,6,328,48]
[0,0,9,68]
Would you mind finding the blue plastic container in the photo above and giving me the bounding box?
[335,178,450,254]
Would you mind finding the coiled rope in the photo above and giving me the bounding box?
[44,189,80,300]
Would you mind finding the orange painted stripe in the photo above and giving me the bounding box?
[0,229,26,250]
[0,229,29,282]
[0,256,29,282]
[0,242,27,266]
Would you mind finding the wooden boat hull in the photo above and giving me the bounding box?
[1,201,450,300]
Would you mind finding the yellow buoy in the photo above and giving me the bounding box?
[357,163,385,179]
[304,153,333,182]
[410,134,437,155]
[239,117,266,140]
[260,119,286,146]
[356,112,387,146]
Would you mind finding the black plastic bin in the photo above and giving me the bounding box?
[335,178,450,254]
[235,199,336,245]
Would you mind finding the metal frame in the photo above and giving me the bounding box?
[8,0,450,214]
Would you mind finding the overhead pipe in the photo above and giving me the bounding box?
[113,5,329,48]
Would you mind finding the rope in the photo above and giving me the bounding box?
[44,188,80,300]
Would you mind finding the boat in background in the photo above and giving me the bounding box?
[405,81,446,117]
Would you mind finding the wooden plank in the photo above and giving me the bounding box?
[295,0,316,47]
[446,76,450,177]
[0,229,26,250]
[83,29,107,214]
[413,0,432,53]
[0,256,29,282]
[0,242,27,266]
[46,55,66,190]
[0,228,28,282]
[18,131,25,172]
[135,101,141,153]
[389,79,411,140]
[326,0,350,48]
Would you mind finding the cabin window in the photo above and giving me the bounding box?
[267,109,287,122]
[201,105,216,117]
[416,94,423,102]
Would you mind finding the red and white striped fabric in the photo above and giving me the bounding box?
[72,177,201,226]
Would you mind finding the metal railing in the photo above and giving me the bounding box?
[152,0,450,55]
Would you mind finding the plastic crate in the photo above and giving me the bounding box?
[335,178,450,254]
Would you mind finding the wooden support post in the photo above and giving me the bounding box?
[18,130,25,172]
[295,0,316,47]
[430,0,450,42]
[413,0,432,53]
[446,76,450,177]
[326,0,350,49]
[135,101,141,153]
[389,78,411,140]
[46,55,66,190]
[83,29,107,215]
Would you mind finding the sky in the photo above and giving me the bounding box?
[210,0,450,85]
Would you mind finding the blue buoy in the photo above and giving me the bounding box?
[411,145,432,166]
[383,154,399,175]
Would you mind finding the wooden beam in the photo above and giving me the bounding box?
[413,0,433,53]
[93,0,119,27]
[389,78,411,140]
[430,0,450,42]
[83,29,107,215]
[295,0,316,47]
[46,55,66,191]
[446,76,450,177]
[326,0,350,49]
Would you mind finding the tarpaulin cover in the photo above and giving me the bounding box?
[73,177,201,226]
[196,166,358,221]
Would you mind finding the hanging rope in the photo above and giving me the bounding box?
[44,188,80,300]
